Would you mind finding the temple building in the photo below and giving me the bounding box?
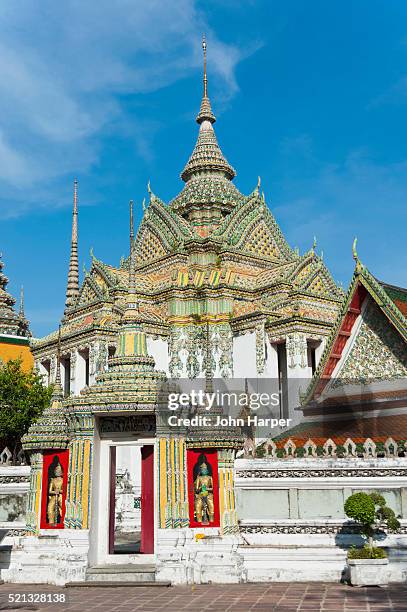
[267,245,407,453]
[0,254,32,371]
[2,40,406,586]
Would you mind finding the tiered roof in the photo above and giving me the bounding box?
[0,253,30,338]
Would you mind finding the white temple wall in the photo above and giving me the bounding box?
[232,333,257,378]
[263,337,278,378]
[234,457,407,583]
[74,349,86,395]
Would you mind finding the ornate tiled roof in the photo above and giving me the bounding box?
[67,242,165,410]
[180,120,236,183]
[0,253,30,338]
[23,334,68,451]
[270,413,407,446]
[379,281,407,318]
[302,248,407,405]
[171,38,240,215]
[171,175,244,212]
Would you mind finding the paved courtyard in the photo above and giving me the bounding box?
[0,582,407,612]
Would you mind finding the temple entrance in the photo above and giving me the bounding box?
[90,418,156,566]
[108,443,154,555]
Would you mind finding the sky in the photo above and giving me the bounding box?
[1,0,406,337]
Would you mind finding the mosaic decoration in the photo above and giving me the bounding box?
[333,299,407,386]
[255,324,265,374]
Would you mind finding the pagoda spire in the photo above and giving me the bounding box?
[196,34,216,125]
[51,326,63,402]
[129,199,134,256]
[19,286,25,318]
[180,36,236,183]
[64,178,79,313]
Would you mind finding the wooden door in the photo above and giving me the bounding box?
[140,445,154,553]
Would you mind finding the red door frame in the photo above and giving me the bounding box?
[108,446,116,555]
[140,445,154,554]
[108,444,155,555]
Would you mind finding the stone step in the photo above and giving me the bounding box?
[84,564,158,583]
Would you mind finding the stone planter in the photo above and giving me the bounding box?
[347,558,389,587]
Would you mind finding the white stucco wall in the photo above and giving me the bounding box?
[233,333,257,378]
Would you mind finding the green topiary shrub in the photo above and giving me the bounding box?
[348,544,387,559]
[344,491,401,559]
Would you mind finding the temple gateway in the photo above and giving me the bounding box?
[3,41,406,585]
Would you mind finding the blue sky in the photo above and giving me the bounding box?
[1,0,406,337]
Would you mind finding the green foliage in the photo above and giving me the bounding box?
[348,545,387,560]
[344,491,401,558]
[0,359,52,459]
[296,447,305,458]
[344,492,376,529]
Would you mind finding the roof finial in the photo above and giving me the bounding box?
[52,325,63,399]
[202,34,208,98]
[142,197,147,212]
[129,200,134,256]
[64,178,79,314]
[19,285,25,318]
[313,236,317,251]
[196,35,216,125]
[352,237,358,261]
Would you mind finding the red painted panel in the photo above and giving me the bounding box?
[187,448,220,528]
[40,450,69,529]
[140,445,154,554]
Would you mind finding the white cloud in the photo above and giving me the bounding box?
[0,0,248,218]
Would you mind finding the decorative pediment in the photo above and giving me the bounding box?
[136,226,168,264]
[244,220,280,258]
[214,195,292,261]
[77,275,104,306]
[134,195,194,264]
[333,299,407,384]
[290,255,342,299]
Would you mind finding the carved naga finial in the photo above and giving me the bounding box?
[352,237,358,261]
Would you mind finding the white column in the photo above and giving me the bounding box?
[89,342,98,386]
[315,337,326,367]
[285,333,309,423]
[233,332,257,378]
[76,349,87,394]
[264,337,279,378]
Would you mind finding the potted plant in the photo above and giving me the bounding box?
[344,492,400,586]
